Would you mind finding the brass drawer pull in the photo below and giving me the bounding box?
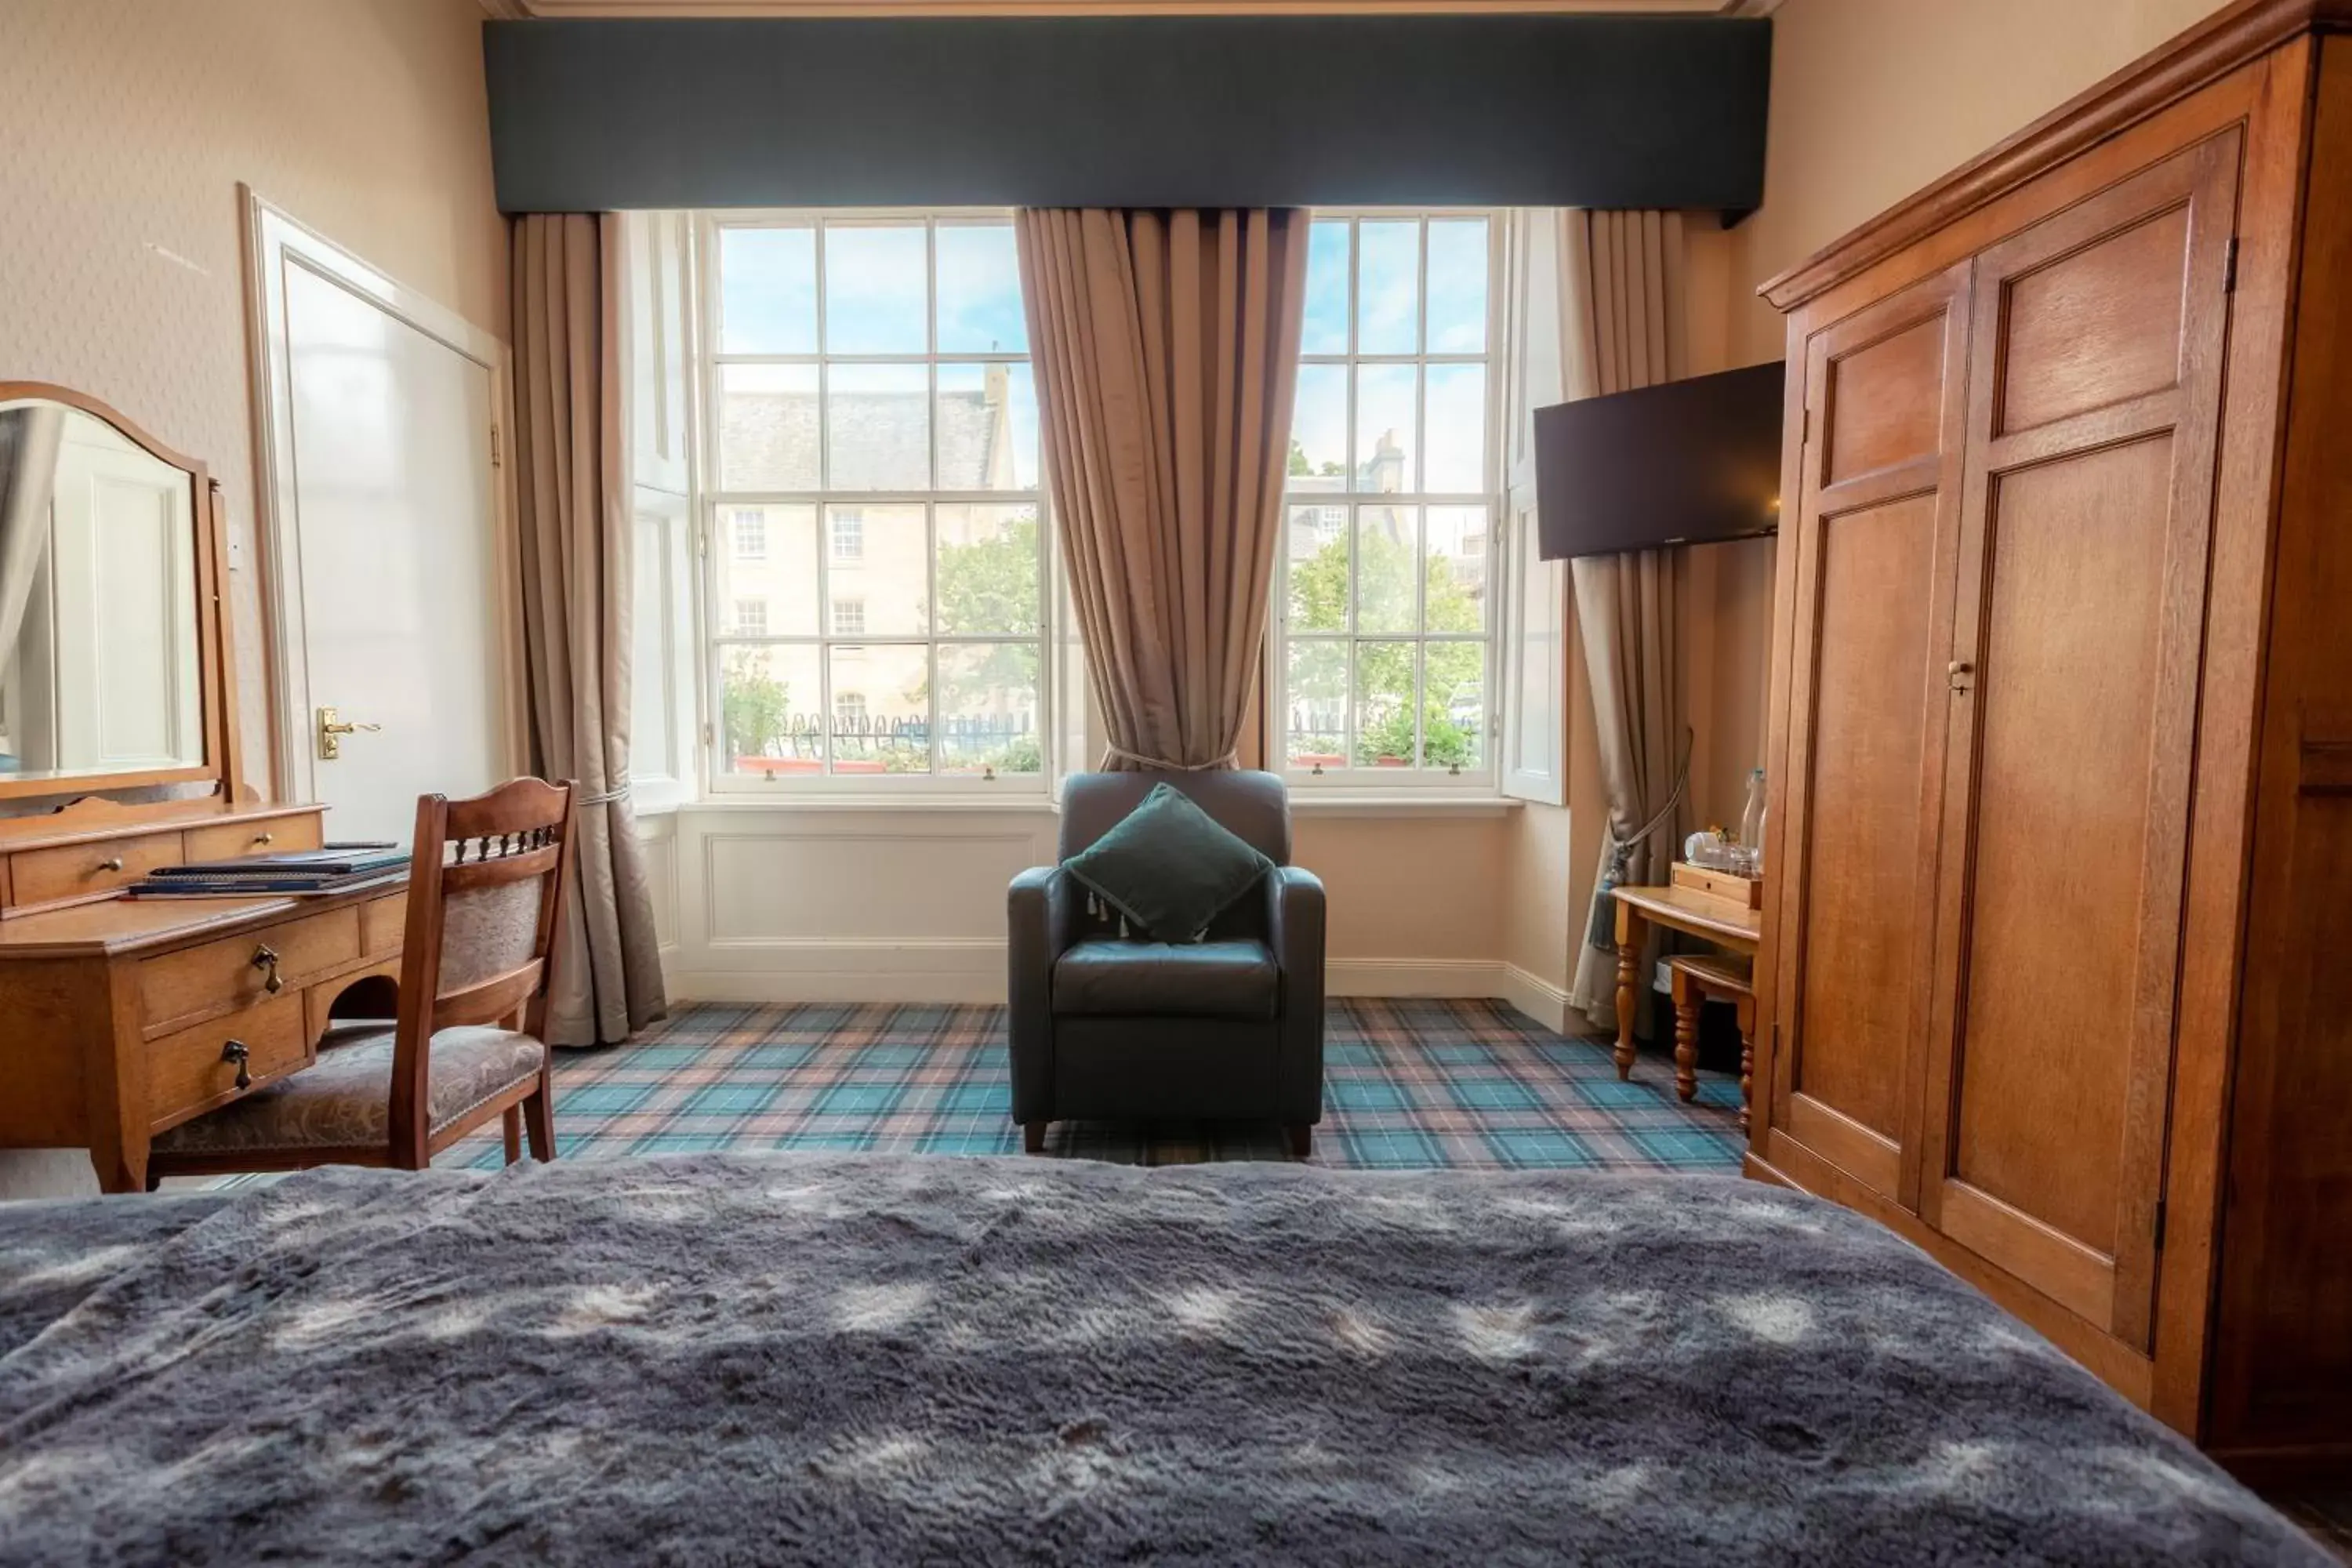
[253,831,275,847]
[252,944,283,995]
[96,856,125,874]
[221,1039,252,1091]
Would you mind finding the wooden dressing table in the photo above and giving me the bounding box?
[0,383,394,1192]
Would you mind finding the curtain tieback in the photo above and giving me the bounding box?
[575,783,632,808]
[1100,744,1238,772]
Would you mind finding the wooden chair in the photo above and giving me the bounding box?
[1667,952,1755,1134]
[148,779,578,1181]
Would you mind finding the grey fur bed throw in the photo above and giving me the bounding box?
[0,1155,2321,1566]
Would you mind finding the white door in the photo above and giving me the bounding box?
[249,198,518,844]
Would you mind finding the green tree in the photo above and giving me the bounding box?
[721,651,790,761]
[1283,524,1483,768]
[931,513,1044,775]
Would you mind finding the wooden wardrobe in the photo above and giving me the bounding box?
[1751,0,2352,1480]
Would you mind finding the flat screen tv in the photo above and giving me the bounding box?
[1534,361,1784,559]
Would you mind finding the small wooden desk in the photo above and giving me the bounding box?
[0,879,407,1192]
[1610,884,1762,1115]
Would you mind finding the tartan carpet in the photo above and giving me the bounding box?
[441,997,1746,1173]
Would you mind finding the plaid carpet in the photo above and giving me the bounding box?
[440,998,1745,1172]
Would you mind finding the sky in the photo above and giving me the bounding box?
[718,215,1487,500]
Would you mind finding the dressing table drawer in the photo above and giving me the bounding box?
[148,993,310,1131]
[138,906,363,1035]
[185,814,323,863]
[9,832,182,908]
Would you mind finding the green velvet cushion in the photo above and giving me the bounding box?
[1061,782,1276,944]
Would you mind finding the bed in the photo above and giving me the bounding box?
[0,1154,2322,1566]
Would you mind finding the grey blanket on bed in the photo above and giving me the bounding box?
[0,1155,2320,1566]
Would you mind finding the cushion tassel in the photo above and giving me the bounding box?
[1119,913,1130,939]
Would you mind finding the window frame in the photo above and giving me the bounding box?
[1269,208,1511,794]
[694,209,1058,797]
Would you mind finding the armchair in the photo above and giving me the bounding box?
[1007,771,1326,1155]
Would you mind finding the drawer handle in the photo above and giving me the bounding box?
[252,944,283,995]
[96,856,125,874]
[253,832,275,847]
[221,1039,252,1091]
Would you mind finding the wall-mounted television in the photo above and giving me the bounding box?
[1534,361,1784,560]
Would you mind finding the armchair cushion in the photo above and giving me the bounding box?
[1060,782,1275,942]
[1052,938,1279,1019]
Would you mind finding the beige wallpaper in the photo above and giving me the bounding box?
[0,0,510,795]
[0,0,508,1201]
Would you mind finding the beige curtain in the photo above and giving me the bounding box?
[510,212,667,1047]
[1562,210,1690,1029]
[1014,209,1308,770]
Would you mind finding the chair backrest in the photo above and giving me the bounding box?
[389,778,578,1152]
[1058,770,1291,865]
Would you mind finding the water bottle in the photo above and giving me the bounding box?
[1738,768,1767,877]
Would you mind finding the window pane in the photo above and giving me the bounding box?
[1290,364,1348,483]
[717,364,818,490]
[935,504,1040,635]
[938,643,1040,775]
[1354,640,1416,768]
[1284,640,1348,768]
[718,643,822,780]
[1424,364,1486,493]
[826,364,930,490]
[1425,506,1488,633]
[829,643,931,775]
[822,504,927,634]
[1284,504,1348,633]
[823,224,927,354]
[935,225,1026,354]
[1355,505,1418,634]
[936,363,1036,491]
[711,505,818,636]
[720,227,817,354]
[1425,220,1489,353]
[1423,641,1486,770]
[1354,364,1417,492]
[1357,220,1420,354]
[1301,221,1351,354]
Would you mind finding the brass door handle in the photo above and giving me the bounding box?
[317,706,383,760]
[252,944,283,995]
[221,1038,252,1091]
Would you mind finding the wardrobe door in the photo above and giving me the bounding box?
[1921,132,2239,1352]
[1766,262,1972,1210]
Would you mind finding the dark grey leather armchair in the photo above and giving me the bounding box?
[1007,770,1326,1156]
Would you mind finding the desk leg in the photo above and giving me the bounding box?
[1612,900,1645,1080]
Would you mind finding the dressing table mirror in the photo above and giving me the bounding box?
[0,383,408,1192]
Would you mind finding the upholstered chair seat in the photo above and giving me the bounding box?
[151,1025,549,1159]
[1051,938,1279,1019]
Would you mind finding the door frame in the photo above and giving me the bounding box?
[241,188,526,807]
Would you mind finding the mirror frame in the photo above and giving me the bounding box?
[0,382,244,804]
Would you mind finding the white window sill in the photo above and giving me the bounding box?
[678,793,1062,815]
[1287,794,1521,819]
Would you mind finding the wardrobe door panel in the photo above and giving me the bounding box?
[1923,132,2239,1352]
[1766,263,1971,1210]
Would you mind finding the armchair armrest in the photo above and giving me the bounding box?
[1007,866,1076,1122]
[1267,866,1326,1125]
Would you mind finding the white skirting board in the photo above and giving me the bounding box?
[659,947,1574,1034]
